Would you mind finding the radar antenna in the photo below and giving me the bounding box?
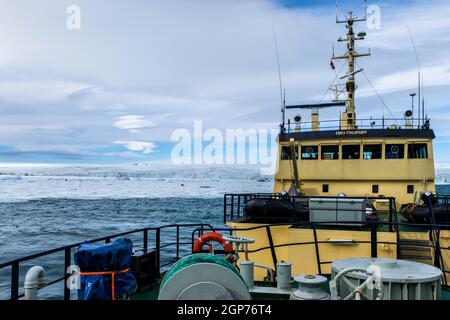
[332,0,371,129]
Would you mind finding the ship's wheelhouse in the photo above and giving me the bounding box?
[274,128,436,208]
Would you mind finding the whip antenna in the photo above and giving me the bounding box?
[273,26,285,132]
[404,18,422,128]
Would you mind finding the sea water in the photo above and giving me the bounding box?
[0,165,273,298]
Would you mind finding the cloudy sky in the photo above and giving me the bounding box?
[0,0,449,166]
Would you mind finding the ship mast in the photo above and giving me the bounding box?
[332,10,371,130]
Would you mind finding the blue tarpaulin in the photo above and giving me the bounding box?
[74,238,137,300]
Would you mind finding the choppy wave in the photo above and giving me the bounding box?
[0,176,273,202]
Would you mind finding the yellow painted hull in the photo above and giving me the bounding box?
[228,222,449,284]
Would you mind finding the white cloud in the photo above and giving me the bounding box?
[102,151,146,159]
[364,1,450,51]
[436,162,450,170]
[0,80,90,104]
[358,64,450,97]
[113,141,156,154]
[113,115,155,130]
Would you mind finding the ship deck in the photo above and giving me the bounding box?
[0,193,449,300]
[131,276,450,301]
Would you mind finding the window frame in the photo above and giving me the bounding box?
[281,145,298,160]
[320,144,340,160]
[301,145,319,160]
[408,143,428,159]
[342,144,361,160]
[385,144,405,160]
[372,185,379,194]
[363,144,382,160]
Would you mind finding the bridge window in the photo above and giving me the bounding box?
[281,146,298,160]
[408,143,428,159]
[363,144,382,159]
[372,185,379,193]
[321,145,339,160]
[322,184,329,193]
[301,146,318,160]
[386,144,405,159]
[407,185,414,194]
[342,145,360,159]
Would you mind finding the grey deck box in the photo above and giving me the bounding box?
[309,198,370,226]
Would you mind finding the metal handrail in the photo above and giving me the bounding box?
[2,219,449,300]
[426,197,447,286]
[0,223,214,300]
[282,117,430,133]
[223,193,398,224]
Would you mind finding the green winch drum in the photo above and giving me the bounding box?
[161,253,243,288]
[158,254,251,300]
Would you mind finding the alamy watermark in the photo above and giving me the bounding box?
[63,3,381,31]
[66,265,81,290]
[366,5,381,30]
[170,121,278,174]
[66,4,81,30]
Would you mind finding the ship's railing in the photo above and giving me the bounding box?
[0,219,449,300]
[193,220,450,287]
[282,117,429,133]
[223,193,398,226]
[0,223,214,301]
[425,195,450,286]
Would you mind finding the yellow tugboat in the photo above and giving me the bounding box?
[226,9,450,285]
